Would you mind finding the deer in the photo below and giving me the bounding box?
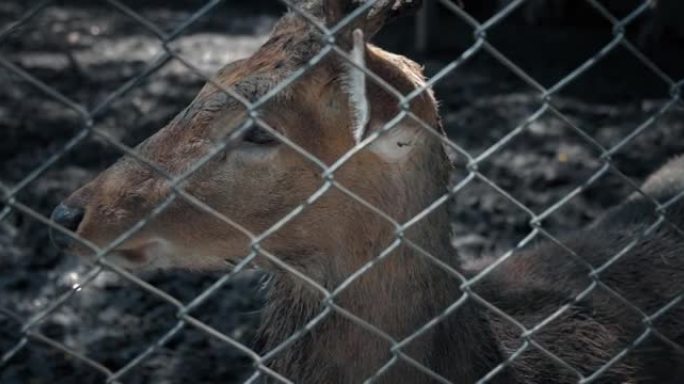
[49,0,683,382]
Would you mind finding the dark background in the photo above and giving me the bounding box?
[1,0,683,383]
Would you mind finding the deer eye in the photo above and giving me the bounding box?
[243,126,277,145]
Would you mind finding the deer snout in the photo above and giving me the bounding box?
[49,165,190,269]
[50,202,85,249]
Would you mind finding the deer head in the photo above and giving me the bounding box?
[51,0,449,284]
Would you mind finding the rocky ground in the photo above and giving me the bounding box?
[1,1,683,383]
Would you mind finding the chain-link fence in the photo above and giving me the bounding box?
[1,0,683,383]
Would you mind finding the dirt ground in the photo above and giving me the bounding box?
[1,1,683,383]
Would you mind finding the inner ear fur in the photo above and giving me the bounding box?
[364,45,439,132]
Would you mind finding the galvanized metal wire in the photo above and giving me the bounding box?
[1,0,683,383]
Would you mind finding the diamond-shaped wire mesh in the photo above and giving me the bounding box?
[1,0,683,383]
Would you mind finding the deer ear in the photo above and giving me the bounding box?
[360,0,423,38]
[347,29,370,144]
[323,0,423,41]
[345,29,421,161]
[325,1,423,158]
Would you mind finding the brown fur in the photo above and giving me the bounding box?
[55,1,683,383]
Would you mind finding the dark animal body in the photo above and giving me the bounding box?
[50,0,683,382]
[254,157,684,383]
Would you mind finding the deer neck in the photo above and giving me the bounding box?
[254,150,505,382]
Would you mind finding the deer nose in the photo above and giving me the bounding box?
[50,203,85,249]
